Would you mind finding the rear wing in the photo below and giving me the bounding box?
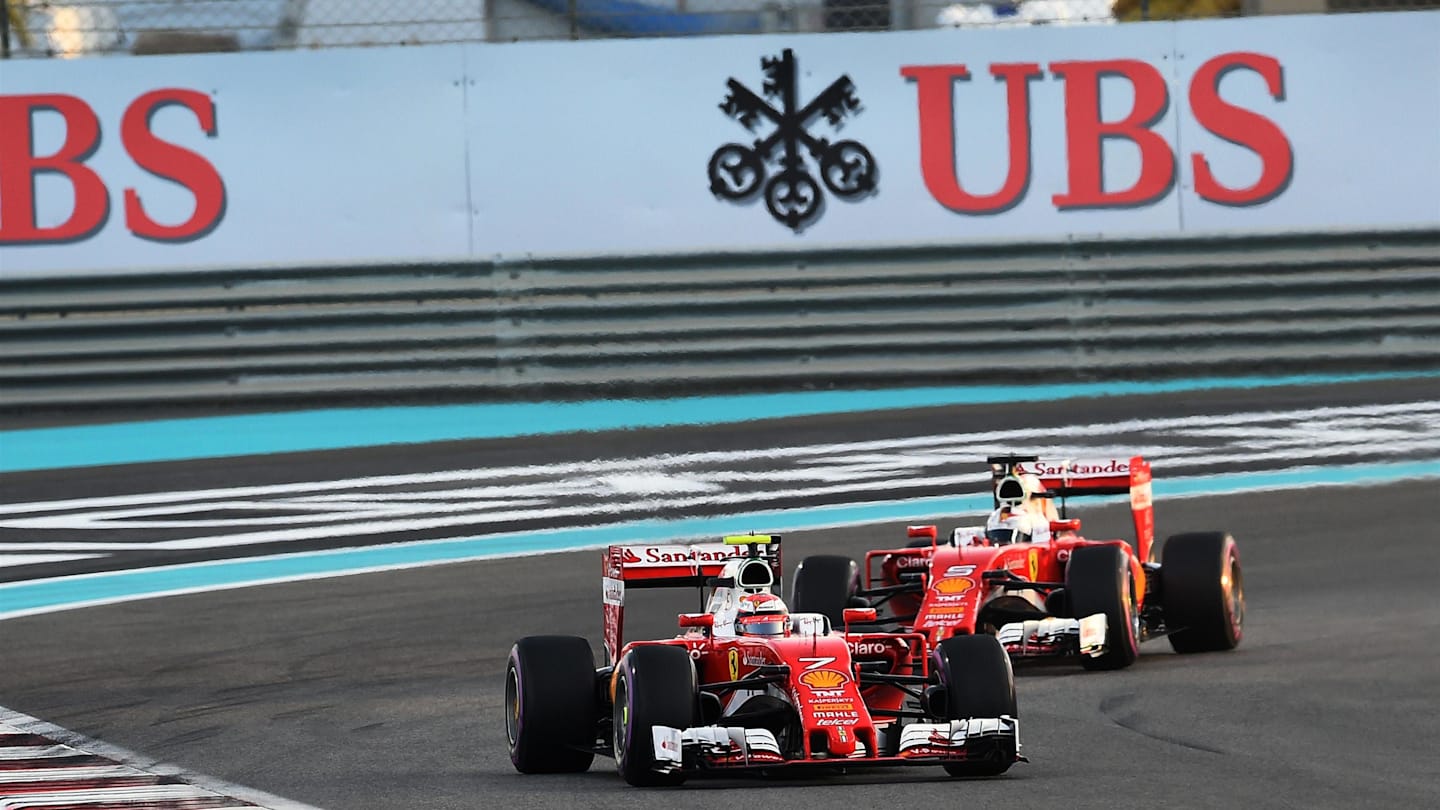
[602,534,781,664]
[989,454,1155,563]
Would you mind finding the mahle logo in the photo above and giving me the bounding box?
[708,49,878,232]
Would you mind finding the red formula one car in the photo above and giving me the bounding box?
[505,534,1024,786]
[792,455,1244,670]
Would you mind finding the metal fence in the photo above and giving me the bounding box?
[2,0,1435,56]
[3,230,1437,412]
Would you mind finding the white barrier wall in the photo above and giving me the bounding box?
[1,11,1437,276]
[0,47,472,276]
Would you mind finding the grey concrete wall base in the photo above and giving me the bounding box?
[2,230,1437,413]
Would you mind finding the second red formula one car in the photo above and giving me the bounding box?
[504,534,1024,786]
[791,455,1244,670]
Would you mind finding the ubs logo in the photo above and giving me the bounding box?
[708,49,878,232]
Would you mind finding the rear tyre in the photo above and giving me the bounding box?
[933,634,1017,777]
[613,644,697,787]
[791,555,860,627]
[1162,532,1244,653]
[505,635,598,774]
[1067,545,1140,671]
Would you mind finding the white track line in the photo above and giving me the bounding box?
[0,707,324,810]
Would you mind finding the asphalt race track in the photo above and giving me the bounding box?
[2,380,1438,809]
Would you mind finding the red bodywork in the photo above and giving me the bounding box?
[601,538,1011,771]
[619,629,925,763]
[869,456,1154,648]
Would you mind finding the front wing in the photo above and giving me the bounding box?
[996,613,1108,659]
[648,717,1021,775]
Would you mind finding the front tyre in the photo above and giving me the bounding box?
[1067,544,1140,671]
[505,635,597,774]
[933,634,1017,777]
[613,644,697,787]
[1162,532,1244,653]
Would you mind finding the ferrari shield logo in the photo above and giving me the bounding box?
[728,649,740,681]
[1028,549,1039,581]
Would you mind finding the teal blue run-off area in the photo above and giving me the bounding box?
[2,461,1439,620]
[4,371,1439,473]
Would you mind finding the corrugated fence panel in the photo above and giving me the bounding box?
[2,231,1438,411]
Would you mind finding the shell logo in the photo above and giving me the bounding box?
[933,577,974,595]
[799,669,846,688]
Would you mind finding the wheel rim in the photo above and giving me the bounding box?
[1224,551,1245,638]
[1127,576,1140,648]
[504,665,521,748]
[613,678,629,767]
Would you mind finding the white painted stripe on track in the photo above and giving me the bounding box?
[5,449,1434,550]
[0,474,992,551]
[0,765,148,782]
[0,554,103,567]
[3,465,1435,627]
[1,401,1435,577]
[0,746,75,760]
[1,790,243,808]
[2,498,552,530]
[0,708,324,810]
[5,400,1436,516]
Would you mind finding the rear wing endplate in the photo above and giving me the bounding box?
[989,455,1156,563]
[602,534,781,664]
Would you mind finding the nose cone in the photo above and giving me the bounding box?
[824,725,859,757]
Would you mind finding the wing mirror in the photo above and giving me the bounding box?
[1050,519,1081,533]
[907,525,938,543]
[842,608,878,632]
[678,613,714,630]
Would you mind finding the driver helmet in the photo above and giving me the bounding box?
[1019,473,1045,500]
[735,592,790,637]
[985,507,1044,546]
[996,471,1044,508]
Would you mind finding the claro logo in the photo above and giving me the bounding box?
[0,89,225,244]
[901,52,1292,213]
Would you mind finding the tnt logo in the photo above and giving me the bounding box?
[708,49,878,232]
